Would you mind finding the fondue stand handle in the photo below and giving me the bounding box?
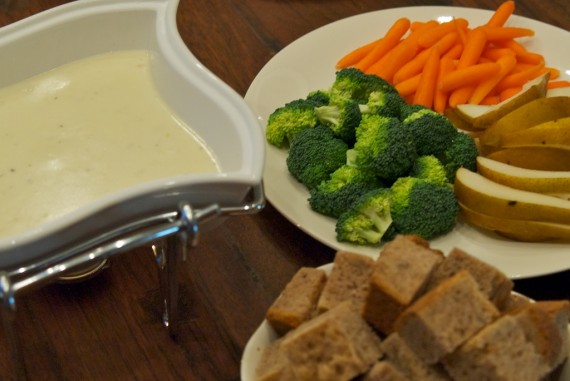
[0,183,265,380]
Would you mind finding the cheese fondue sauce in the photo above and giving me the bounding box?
[0,50,219,238]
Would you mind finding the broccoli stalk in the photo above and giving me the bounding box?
[389,176,459,240]
[286,125,348,189]
[315,100,361,146]
[336,188,393,245]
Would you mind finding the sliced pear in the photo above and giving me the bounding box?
[486,146,570,171]
[454,72,549,129]
[459,202,570,242]
[444,107,485,133]
[476,156,570,194]
[500,116,570,148]
[547,86,570,97]
[479,96,570,149]
[454,167,570,224]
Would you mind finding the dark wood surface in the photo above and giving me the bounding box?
[0,0,568,380]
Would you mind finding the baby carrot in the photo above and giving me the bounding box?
[481,47,516,61]
[355,17,411,72]
[417,18,467,48]
[456,27,487,68]
[495,62,545,91]
[547,80,570,90]
[469,54,517,104]
[500,86,522,101]
[449,85,475,108]
[367,40,418,82]
[443,43,463,59]
[482,26,535,41]
[439,62,501,93]
[434,56,456,113]
[454,18,469,45]
[486,1,515,27]
[414,45,441,109]
[480,94,501,105]
[517,51,545,65]
[395,73,421,97]
[336,38,382,69]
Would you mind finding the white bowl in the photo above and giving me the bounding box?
[0,0,264,269]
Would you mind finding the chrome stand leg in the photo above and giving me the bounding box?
[0,272,27,380]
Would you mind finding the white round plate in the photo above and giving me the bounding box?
[244,6,570,279]
[240,263,570,381]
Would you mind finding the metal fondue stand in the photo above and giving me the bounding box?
[0,183,265,380]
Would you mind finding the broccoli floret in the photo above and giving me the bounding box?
[399,103,429,120]
[329,68,397,104]
[309,165,381,218]
[347,114,416,183]
[265,98,319,148]
[315,99,362,145]
[336,188,393,245]
[438,131,479,182]
[402,108,457,156]
[390,176,459,240]
[286,125,348,189]
[359,90,405,119]
[306,90,330,106]
[409,155,450,187]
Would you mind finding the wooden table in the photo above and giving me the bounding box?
[0,0,568,380]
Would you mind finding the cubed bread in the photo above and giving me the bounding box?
[255,338,298,381]
[266,267,327,335]
[443,314,550,381]
[280,301,383,381]
[317,251,375,315]
[379,333,452,381]
[363,235,445,334]
[426,247,513,309]
[394,270,500,364]
[360,361,409,381]
[512,300,569,370]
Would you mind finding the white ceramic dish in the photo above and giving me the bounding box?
[0,0,264,269]
[240,263,570,381]
[244,6,570,279]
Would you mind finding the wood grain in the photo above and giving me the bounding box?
[0,1,568,379]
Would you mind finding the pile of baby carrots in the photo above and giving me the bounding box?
[336,1,570,113]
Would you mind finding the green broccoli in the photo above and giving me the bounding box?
[328,67,397,104]
[308,165,381,219]
[306,90,330,106]
[409,155,450,187]
[336,188,393,245]
[402,107,457,156]
[438,131,479,182]
[265,98,319,148]
[347,114,416,183]
[399,103,429,120]
[359,90,405,119]
[314,99,362,146]
[390,176,459,240]
[286,125,348,189]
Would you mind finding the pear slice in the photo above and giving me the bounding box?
[459,202,570,242]
[454,72,549,129]
[476,156,570,194]
[487,146,570,171]
[500,116,570,148]
[479,96,570,149]
[454,168,570,224]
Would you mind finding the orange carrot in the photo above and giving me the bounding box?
[469,54,517,104]
[486,1,515,27]
[449,85,475,108]
[516,51,544,65]
[443,43,463,59]
[495,62,545,91]
[439,62,501,93]
[481,26,535,41]
[414,45,441,108]
[454,18,469,45]
[544,67,560,80]
[395,73,421,97]
[355,17,411,71]
[457,27,487,68]
[336,38,382,69]
[434,57,456,113]
[481,47,516,61]
[417,18,467,48]
[480,94,501,105]
[547,80,570,89]
[500,86,522,100]
[367,40,419,82]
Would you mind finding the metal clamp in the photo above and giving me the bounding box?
[0,182,265,379]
